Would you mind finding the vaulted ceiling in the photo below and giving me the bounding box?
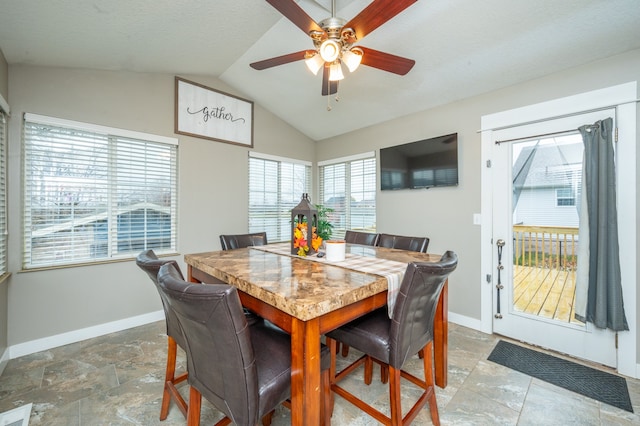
[1,0,640,140]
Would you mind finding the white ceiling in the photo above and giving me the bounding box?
[1,0,640,140]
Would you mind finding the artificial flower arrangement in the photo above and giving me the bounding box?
[293,221,323,256]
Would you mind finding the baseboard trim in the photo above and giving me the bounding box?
[448,311,484,332]
[0,346,9,376]
[9,310,164,360]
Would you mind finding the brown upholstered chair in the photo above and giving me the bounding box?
[157,263,333,426]
[340,232,430,358]
[376,233,430,253]
[219,232,267,250]
[344,230,380,246]
[135,249,189,420]
[326,251,457,426]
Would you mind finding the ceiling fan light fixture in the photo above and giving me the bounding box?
[328,62,344,81]
[342,47,363,72]
[305,52,324,75]
[319,39,340,62]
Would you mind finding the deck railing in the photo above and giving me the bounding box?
[513,225,579,271]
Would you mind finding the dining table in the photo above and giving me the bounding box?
[185,242,449,426]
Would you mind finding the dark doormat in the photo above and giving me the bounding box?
[487,340,633,412]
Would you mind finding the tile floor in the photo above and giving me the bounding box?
[0,321,639,425]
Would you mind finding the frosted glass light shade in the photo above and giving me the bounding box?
[319,39,340,62]
[328,62,344,81]
[342,47,363,72]
[305,52,324,75]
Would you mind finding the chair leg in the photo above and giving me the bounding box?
[389,366,403,426]
[162,336,188,420]
[422,342,440,426]
[262,410,274,426]
[341,343,350,357]
[364,355,373,385]
[187,386,202,426]
[380,364,389,384]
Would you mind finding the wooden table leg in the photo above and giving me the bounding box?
[433,281,448,388]
[290,317,322,426]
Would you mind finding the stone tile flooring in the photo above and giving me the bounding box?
[1,321,639,425]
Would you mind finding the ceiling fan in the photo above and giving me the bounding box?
[250,0,417,96]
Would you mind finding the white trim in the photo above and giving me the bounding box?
[449,311,485,332]
[0,346,9,376]
[318,151,376,167]
[24,113,178,146]
[249,150,312,166]
[0,403,32,425]
[0,93,9,116]
[481,81,637,378]
[480,82,637,131]
[9,310,164,359]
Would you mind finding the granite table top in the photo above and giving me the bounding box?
[185,243,441,321]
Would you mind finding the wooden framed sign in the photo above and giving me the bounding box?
[175,77,254,147]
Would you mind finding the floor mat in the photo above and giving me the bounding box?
[487,340,633,412]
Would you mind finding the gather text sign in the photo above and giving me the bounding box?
[175,77,253,147]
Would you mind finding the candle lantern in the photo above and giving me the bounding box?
[291,193,319,256]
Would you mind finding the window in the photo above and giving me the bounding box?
[23,113,178,269]
[556,187,576,206]
[248,152,311,242]
[0,109,7,275]
[319,152,376,238]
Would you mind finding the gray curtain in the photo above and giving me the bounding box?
[574,117,628,331]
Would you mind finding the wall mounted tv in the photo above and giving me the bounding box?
[380,133,458,190]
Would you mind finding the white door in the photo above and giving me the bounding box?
[491,110,617,367]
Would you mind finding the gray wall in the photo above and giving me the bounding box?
[6,66,315,346]
[317,49,640,356]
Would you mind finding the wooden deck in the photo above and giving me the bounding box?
[513,265,584,325]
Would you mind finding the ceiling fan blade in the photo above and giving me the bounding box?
[321,64,338,96]
[342,0,417,43]
[266,0,326,36]
[250,50,312,70]
[359,47,415,75]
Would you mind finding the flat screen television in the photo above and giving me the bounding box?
[380,133,458,190]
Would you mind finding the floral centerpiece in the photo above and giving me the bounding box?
[293,221,323,256]
[291,194,334,257]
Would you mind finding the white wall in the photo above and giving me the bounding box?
[5,66,315,348]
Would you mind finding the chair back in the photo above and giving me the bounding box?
[157,263,260,425]
[377,233,430,253]
[220,232,268,250]
[389,251,457,368]
[344,230,380,246]
[135,250,186,348]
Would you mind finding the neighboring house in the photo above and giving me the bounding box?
[30,203,171,265]
[512,140,584,228]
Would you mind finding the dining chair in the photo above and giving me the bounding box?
[376,233,430,253]
[325,251,458,426]
[340,232,430,358]
[135,249,189,420]
[157,262,333,426]
[344,230,380,246]
[219,231,267,250]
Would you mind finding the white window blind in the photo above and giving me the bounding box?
[0,111,7,275]
[23,114,178,269]
[248,152,311,242]
[319,152,376,238]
